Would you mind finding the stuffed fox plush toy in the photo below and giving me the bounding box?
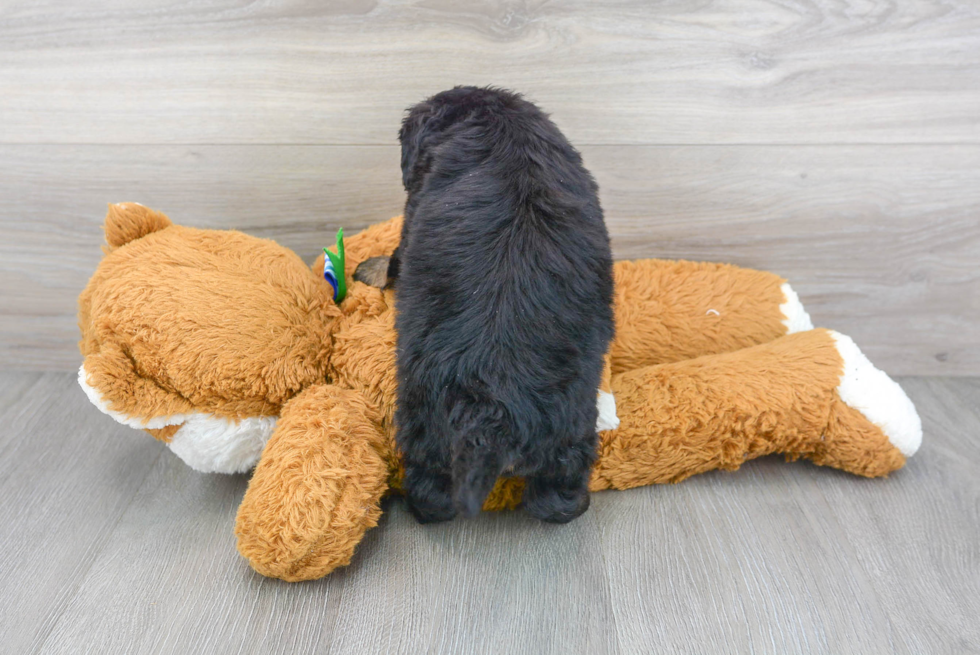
[78,203,922,582]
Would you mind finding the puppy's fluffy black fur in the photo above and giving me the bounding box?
[391,86,614,524]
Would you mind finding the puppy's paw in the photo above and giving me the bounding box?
[523,478,591,524]
[405,494,457,524]
[402,467,457,524]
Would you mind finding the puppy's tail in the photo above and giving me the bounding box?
[452,440,508,519]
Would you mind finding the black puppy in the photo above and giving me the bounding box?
[390,86,614,524]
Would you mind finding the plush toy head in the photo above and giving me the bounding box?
[78,203,342,472]
[78,204,414,474]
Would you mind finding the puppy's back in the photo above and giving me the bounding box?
[395,87,614,517]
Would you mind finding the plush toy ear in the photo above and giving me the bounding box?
[103,202,173,252]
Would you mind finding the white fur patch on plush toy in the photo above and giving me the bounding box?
[780,282,814,334]
[830,331,922,457]
[596,390,620,432]
[78,364,274,473]
[166,415,276,474]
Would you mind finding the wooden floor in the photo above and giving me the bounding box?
[1,371,977,654]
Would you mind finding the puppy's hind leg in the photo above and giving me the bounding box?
[523,434,597,524]
[402,464,457,524]
[397,411,457,524]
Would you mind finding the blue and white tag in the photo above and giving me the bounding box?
[322,227,347,303]
[323,256,340,301]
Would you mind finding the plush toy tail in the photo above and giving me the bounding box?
[103,202,173,251]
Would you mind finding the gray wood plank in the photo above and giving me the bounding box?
[0,144,405,373]
[35,427,621,654]
[822,377,980,652]
[0,372,163,653]
[36,452,348,655]
[2,144,977,375]
[590,145,980,377]
[323,500,622,655]
[0,1,978,145]
[2,373,978,653]
[593,376,980,654]
[596,469,922,654]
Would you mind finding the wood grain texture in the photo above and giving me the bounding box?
[593,377,980,653]
[0,0,978,145]
[38,454,345,655]
[2,144,977,374]
[0,373,163,653]
[0,373,977,653]
[591,145,980,377]
[321,503,622,654]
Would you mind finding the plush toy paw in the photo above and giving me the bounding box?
[805,331,922,477]
[828,330,922,458]
[235,384,390,582]
[780,282,814,333]
[589,328,921,491]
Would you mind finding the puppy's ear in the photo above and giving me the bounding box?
[399,102,431,191]
[399,99,455,192]
[352,255,391,289]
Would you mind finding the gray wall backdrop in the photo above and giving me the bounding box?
[1,1,978,375]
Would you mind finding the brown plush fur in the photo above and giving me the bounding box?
[590,329,905,491]
[78,205,910,582]
[235,384,389,581]
[80,207,340,424]
[609,259,789,373]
